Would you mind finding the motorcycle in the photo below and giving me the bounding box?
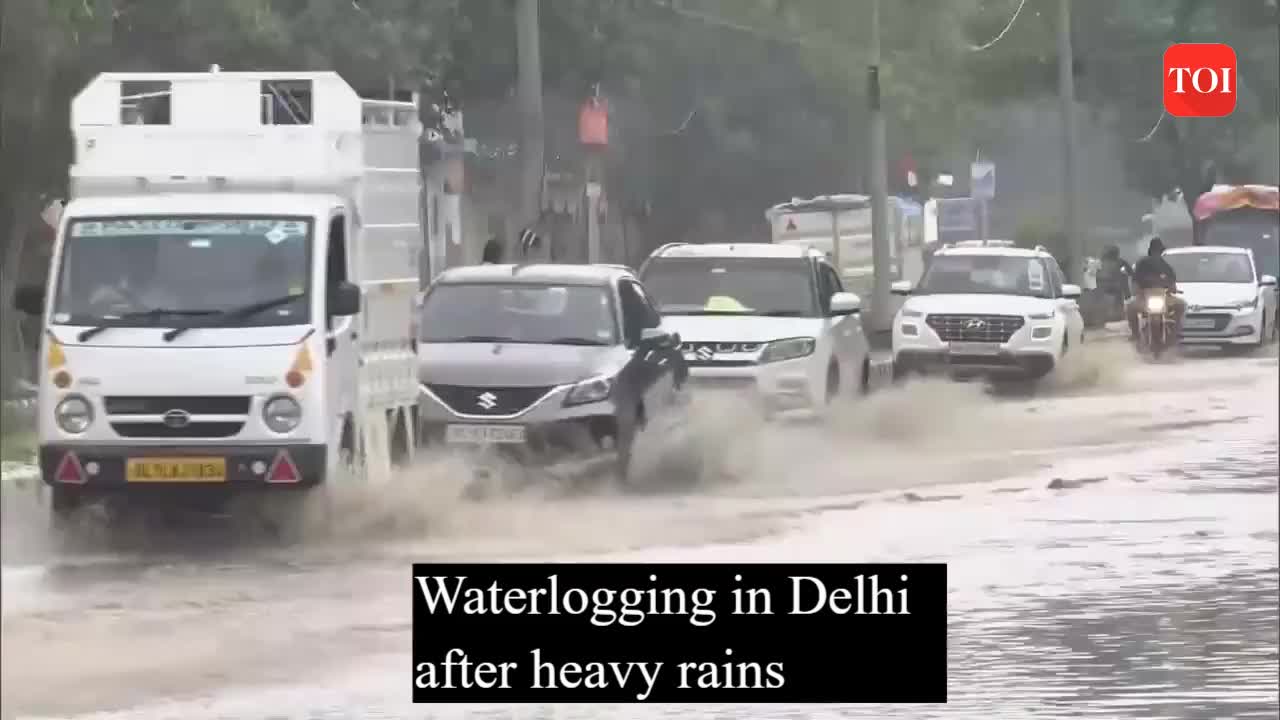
[1135,287,1179,359]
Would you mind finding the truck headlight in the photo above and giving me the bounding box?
[1145,295,1166,314]
[760,337,816,363]
[55,395,93,434]
[564,375,613,407]
[263,395,302,433]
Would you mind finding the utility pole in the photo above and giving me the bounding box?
[868,0,892,333]
[516,0,545,259]
[1057,0,1081,283]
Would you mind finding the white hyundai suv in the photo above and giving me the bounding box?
[891,241,1085,380]
[638,242,872,416]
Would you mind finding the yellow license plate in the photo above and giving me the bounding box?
[126,458,227,483]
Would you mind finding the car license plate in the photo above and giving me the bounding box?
[445,424,527,444]
[126,457,226,483]
[948,341,1001,356]
[1183,318,1214,329]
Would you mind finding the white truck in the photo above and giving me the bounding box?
[12,70,424,525]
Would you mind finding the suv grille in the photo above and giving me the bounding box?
[681,341,763,367]
[426,384,557,416]
[925,314,1025,343]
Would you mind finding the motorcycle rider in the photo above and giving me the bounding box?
[1097,244,1132,321]
[1126,236,1186,340]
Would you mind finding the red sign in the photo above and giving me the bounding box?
[578,98,608,146]
[1164,43,1237,117]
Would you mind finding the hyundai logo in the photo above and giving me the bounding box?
[964,319,987,330]
[476,392,498,410]
[161,409,191,428]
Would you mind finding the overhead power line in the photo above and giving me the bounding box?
[969,0,1030,52]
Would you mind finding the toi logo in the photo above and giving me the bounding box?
[1163,43,1237,117]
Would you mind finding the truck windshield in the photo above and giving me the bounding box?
[1203,213,1279,278]
[639,257,818,316]
[917,254,1055,298]
[419,283,618,346]
[52,216,313,327]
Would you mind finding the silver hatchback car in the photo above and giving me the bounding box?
[415,264,692,485]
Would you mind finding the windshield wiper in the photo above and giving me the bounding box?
[757,310,805,317]
[161,294,304,342]
[434,335,520,343]
[661,310,751,316]
[546,337,610,346]
[76,308,219,342]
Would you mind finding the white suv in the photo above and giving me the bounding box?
[638,242,873,416]
[891,241,1085,380]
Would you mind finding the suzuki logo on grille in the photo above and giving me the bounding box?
[695,345,715,361]
[476,392,499,410]
[964,319,988,330]
[161,409,191,428]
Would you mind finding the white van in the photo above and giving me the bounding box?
[12,71,424,525]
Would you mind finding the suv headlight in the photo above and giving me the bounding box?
[1028,309,1055,320]
[900,308,924,318]
[760,337,816,364]
[263,395,302,433]
[55,395,93,434]
[564,375,613,407]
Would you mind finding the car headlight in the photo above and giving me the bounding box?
[1145,296,1166,314]
[760,337,816,364]
[263,395,302,433]
[1232,297,1258,310]
[54,395,93,434]
[900,308,924,318]
[1028,309,1055,320]
[564,375,613,407]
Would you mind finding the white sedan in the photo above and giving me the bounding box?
[1165,245,1278,350]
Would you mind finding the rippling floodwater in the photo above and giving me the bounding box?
[3,349,1277,720]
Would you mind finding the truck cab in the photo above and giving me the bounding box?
[12,71,424,522]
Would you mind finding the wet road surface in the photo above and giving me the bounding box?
[2,341,1277,719]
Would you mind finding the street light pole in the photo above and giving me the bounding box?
[1057,0,1081,283]
[516,0,545,258]
[868,0,892,333]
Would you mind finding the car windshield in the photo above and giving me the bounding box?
[418,283,618,345]
[639,257,818,316]
[1166,253,1255,283]
[53,216,312,327]
[916,254,1054,298]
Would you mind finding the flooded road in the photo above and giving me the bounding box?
[2,341,1277,719]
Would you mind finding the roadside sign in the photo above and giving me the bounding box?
[970,161,995,200]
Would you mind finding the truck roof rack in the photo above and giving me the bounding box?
[69,70,421,198]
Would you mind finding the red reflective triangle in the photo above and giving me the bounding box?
[266,451,301,483]
[54,452,86,484]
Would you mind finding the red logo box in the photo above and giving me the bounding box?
[1163,43,1237,117]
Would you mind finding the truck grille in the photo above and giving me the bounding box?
[104,395,251,438]
[925,314,1025,343]
[426,384,557,416]
[104,396,251,415]
[110,422,245,438]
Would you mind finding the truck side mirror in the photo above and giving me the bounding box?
[328,281,361,317]
[13,285,45,316]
